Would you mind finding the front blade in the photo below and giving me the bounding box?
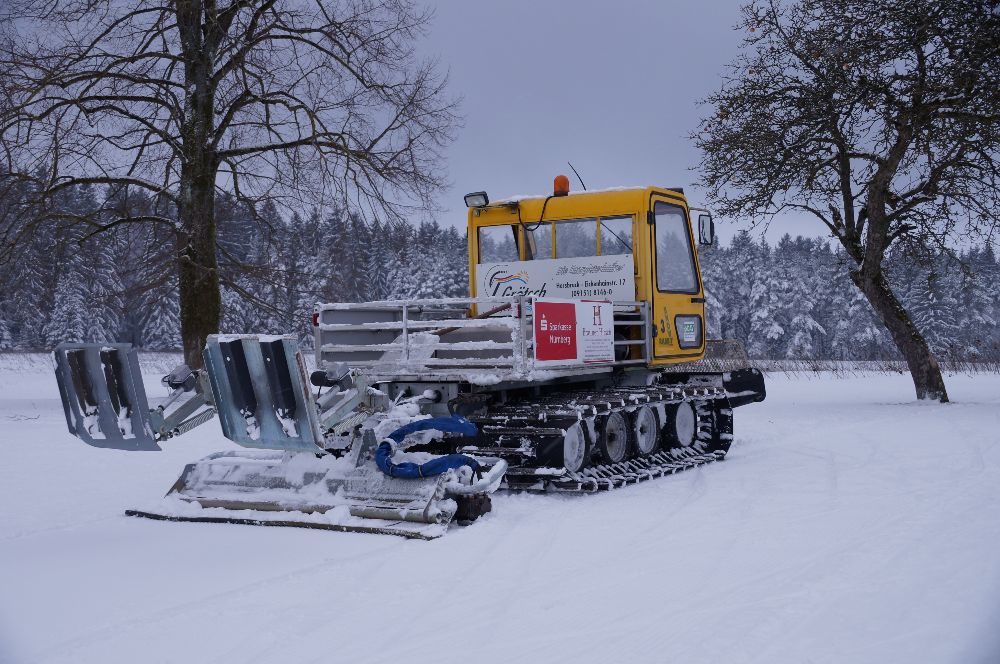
[123,509,448,540]
[53,343,158,450]
[131,450,457,539]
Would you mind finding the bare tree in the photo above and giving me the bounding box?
[695,0,1000,401]
[0,0,457,367]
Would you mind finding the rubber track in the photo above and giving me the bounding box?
[467,382,733,494]
[505,449,726,493]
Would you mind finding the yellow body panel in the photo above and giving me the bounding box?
[467,186,706,366]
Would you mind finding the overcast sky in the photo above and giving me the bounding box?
[422,0,821,243]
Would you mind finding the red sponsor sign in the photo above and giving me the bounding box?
[533,301,577,361]
[533,298,615,367]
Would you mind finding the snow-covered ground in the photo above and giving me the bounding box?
[1,357,999,664]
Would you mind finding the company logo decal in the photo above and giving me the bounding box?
[484,265,545,297]
[479,256,633,300]
[489,270,528,286]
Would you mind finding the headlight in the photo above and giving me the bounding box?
[464,191,489,208]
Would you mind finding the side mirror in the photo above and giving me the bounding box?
[697,213,715,246]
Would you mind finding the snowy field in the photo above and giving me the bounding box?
[1,356,1000,664]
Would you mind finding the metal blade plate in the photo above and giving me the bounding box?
[203,335,323,452]
[53,343,158,450]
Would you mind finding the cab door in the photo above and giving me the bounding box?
[648,195,705,361]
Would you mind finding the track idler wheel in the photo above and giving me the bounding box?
[663,401,697,449]
[631,405,660,457]
[597,411,629,464]
[562,422,591,472]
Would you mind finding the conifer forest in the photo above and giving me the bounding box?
[0,184,996,362]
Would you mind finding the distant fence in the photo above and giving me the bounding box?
[746,358,1000,376]
[0,352,184,375]
[1,352,997,376]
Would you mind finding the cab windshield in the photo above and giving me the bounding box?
[478,216,634,262]
[523,216,632,260]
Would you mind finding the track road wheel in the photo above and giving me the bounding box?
[563,422,590,472]
[597,411,628,464]
[631,406,660,456]
[663,401,697,450]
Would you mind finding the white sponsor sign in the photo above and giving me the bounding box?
[478,255,635,302]
[533,298,615,367]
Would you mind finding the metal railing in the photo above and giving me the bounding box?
[314,297,651,380]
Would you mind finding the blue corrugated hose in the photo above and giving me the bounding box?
[376,416,480,478]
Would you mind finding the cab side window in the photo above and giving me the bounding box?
[524,222,553,260]
[654,202,698,293]
[599,216,633,256]
[478,225,519,263]
[555,218,598,258]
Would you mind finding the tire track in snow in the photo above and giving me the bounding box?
[27,526,401,664]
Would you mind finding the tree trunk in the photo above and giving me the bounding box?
[851,268,949,402]
[176,3,220,370]
[177,161,220,369]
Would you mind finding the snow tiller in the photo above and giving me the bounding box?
[53,182,765,539]
[54,337,506,539]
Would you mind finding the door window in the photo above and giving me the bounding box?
[654,201,698,293]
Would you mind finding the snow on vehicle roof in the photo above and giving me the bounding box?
[494,185,654,204]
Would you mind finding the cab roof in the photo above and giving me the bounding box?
[495,185,684,204]
[469,185,688,225]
